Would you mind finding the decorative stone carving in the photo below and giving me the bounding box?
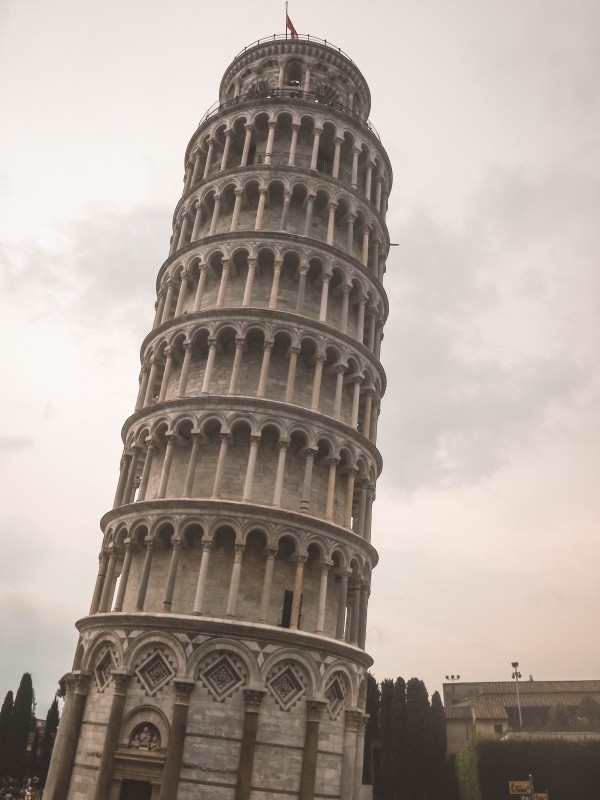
[135,651,175,696]
[267,663,306,711]
[94,649,116,692]
[200,654,244,702]
[324,675,346,719]
[129,722,161,751]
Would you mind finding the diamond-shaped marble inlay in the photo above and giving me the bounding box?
[135,651,175,696]
[94,649,115,692]
[200,656,244,702]
[267,664,306,711]
[325,676,346,719]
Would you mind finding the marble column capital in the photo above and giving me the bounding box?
[306,699,327,722]
[344,709,363,731]
[243,688,266,713]
[174,679,195,703]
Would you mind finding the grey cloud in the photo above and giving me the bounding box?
[0,435,34,452]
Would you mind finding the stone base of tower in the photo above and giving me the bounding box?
[48,613,371,800]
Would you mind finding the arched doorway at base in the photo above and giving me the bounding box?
[119,778,153,800]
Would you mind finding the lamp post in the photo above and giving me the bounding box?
[511,661,523,728]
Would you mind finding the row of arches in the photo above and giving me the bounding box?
[91,516,372,648]
[183,109,390,216]
[137,324,383,439]
[172,170,387,277]
[154,246,386,355]
[115,412,378,536]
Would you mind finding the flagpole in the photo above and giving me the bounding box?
[285,2,288,38]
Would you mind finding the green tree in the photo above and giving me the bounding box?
[363,673,380,786]
[428,690,447,800]
[405,678,430,800]
[577,695,600,726]
[6,673,34,776]
[0,690,14,775]
[392,677,408,800]
[39,697,60,783]
[379,678,396,800]
[549,702,571,729]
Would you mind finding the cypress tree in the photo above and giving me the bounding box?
[428,690,447,799]
[6,673,34,777]
[39,697,60,783]
[392,677,409,800]
[379,678,395,800]
[405,678,430,800]
[363,672,381,787]
[0,690,14,775]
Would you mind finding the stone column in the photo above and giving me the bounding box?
[357,295,367,342]
[201,339,217,394]
[356,481,367,538]
[259,549,277,622]
[43,672,91,800]
[290,555,306,630]
[332,137,343,179]
[99,546,118,612]
[209,193,221,235]
[189,150,202,188]
[89,551,109,614]
[365,162,373,199]
[137,441,157,502]
[177,342,193,397]
[303,193,315,238]
[193,541,212,614]
[375,176,382,212]
[174,270,189,316]
[192,264,207,312]
[362,391,373,438]
[350,378,362,429]
[324,458,339,522]
[92,672,132,800]
[276,64,285,89]
[163,538,182,611]
[220,129,232,170]
[284,346,299,402]
[352,715,369,800]
[183,432,202,497]
[191,202,203,241]
[202,138,215,180]
[351,147,360,188]
[177,215,190,250]
[264,121,276,164]
[242,257,256,306]
[216,258,230,307]
[302,66,312,92]
[242,435,261,501]
[241,124,253,166]
[280,191,291,231]
[211,433,230,497]
[296,264,308,312]
[269,259,282,309]
[123,446,141,504]
[298,700,327,800]
[135,366,150,410]
[254,188,267,230]
[228,337,245,394]
[300,448,316,512]
[226,544,245,617]
[333,366,345,419]
[344,468,357,528]
[346,213,356,254]
[235,690,266,800]
[315,561,331,634]
[153,292,166,328]
[319,273,331,322]
[230,188,243,231]
[340,286,351,334]
[143,357,160,406]
[113,540,133,612]
[310,355,325,411]
[340,711,361,800]
[358,585,370,649]
[327,202,337,245]
[310,127,322,171]
[161,280,176,324]
[157,435,176,498]
[157,348,173,403]
[361,225,370,267]
[350,581,361,645]
[158,680,195,800]
[113,452,131,508]
[335,570,349,640]
[272,440,288,506]
[288,124,299,166]
[135,539,155,611]
[364,485,375,543]
[256,341,273,397]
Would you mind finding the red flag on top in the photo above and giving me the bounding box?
[286,13,298,39]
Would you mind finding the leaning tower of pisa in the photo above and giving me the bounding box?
[45,34,392,800]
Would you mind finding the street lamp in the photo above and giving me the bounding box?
[511,661,523,728]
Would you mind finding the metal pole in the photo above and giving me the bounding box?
[512,661,523,728]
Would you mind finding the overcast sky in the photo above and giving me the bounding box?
[1,0,599,714]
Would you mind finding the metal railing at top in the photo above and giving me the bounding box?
[198,88,380,140]
[232,33,358,66]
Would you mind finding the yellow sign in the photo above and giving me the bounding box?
[509,781,532,795]
[534,794,548,800]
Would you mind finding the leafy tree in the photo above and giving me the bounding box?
[364,672,381,786]
[39,697,60,783]
[405,678,430,800]
[6,673,34,776]
[549,702,571,729]
[428,691,447,799]
[577,695,600,726]
[0,690,14,774]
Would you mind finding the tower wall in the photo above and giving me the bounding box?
[46,35,392,800]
